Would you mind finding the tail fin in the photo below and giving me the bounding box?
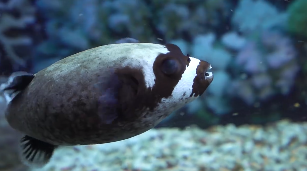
[0,72,34,103]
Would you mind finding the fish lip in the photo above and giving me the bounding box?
[204,64,213,82]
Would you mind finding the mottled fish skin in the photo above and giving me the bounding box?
[5,43,213,146]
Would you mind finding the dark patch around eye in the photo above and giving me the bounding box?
[161,59,179,75]
[151,44,188,102]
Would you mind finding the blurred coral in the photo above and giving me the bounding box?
[35,0,152,58]
[221,32,246,50]
[229,31,299,104]
[232,0,288,34]
[34,0,231,61]
[0,0,36,69]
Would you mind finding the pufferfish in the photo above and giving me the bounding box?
[2,39,213,168]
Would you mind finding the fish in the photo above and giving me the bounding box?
[1,39,213,168]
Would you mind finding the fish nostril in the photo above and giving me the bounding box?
[205,72,213,78]
[204,64,213,80]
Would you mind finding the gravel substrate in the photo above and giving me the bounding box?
[32,120,307,171]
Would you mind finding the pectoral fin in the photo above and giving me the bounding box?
[20,135,57,168]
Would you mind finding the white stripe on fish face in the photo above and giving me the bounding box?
[148,57,205,125]
[170,56,201,101]
[146,57,202,125]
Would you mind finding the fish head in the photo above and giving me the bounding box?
[111,43,213,125]
[147,43,213,119]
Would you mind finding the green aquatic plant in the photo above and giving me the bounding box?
[287,0,307,38]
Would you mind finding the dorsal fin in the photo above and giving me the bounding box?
[115,37,139,44]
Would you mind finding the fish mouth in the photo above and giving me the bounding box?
[204,64,213,82]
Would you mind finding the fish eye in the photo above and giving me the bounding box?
[161,59,179,75]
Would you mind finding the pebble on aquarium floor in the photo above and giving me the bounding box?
[31,120,307,171]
